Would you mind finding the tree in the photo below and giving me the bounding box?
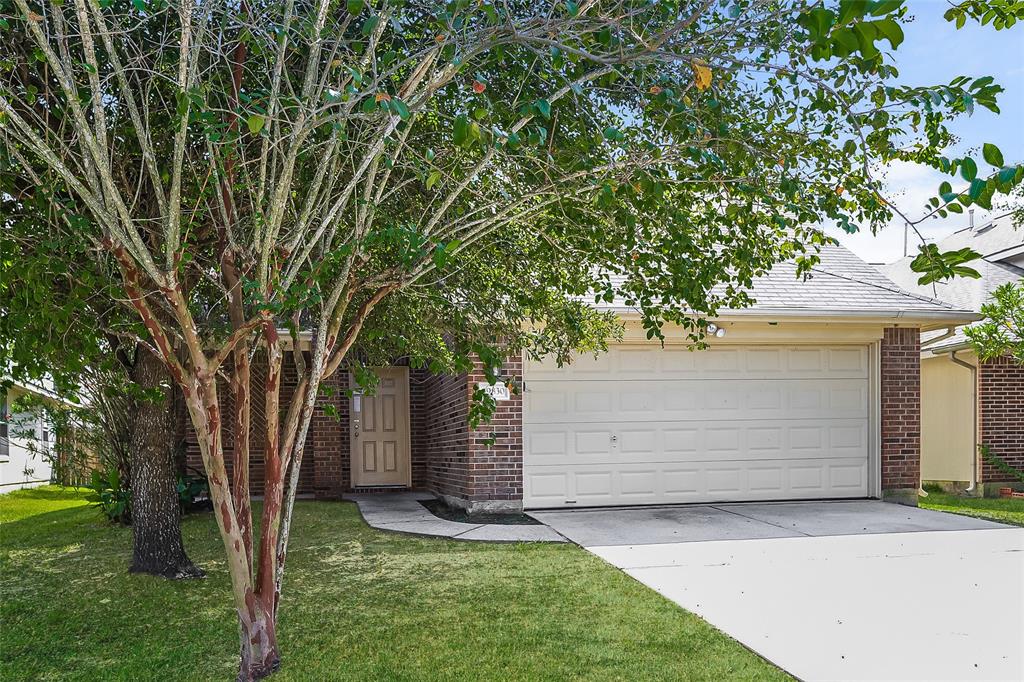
[0,189,202,578]
[2,0,1021,678]
[967,281,1024,364]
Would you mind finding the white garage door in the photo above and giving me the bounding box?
[523,345,871,508]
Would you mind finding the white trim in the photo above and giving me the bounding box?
[869,341,882,499]
[602,307,980,326]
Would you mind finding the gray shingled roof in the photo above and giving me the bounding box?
[881,213,1024,312]
[598,242,973,318]
[743,243,965,313]
[880,213,1023,351]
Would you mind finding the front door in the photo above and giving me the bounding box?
[351,367,411,487]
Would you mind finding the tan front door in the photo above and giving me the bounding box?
[351,367,411,487]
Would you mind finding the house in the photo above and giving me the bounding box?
[0,380,57,489]
[183,243,978,510]
[881,212,1024,495]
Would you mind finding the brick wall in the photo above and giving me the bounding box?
[979,356,1024,483]
[177,350,526,508]
[464,356,523,508]
[182,354,318,496]
[409,355,525,510]
[880,327,921,499]
[311,372,346,498]
[416,370,472,499]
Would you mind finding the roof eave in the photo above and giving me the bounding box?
[603,307,981,328]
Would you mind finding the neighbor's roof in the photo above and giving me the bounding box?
[880,212,1024,312]
[880,213,1023,353]
[600,242,978,323]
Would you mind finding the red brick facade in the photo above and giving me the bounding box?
[182,359,316,495]
[880,327,921,501]
[979,356,1024,483]
[181,353,524,509]
[464,356,524,509]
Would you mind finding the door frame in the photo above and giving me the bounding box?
[349,366,412,488]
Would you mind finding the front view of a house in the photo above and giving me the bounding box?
[183,244,978,511]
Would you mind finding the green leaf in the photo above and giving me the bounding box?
[873,18,904,49]
[534,98,551,119]
[968,177,985,200]
[938,180,954,202]
[246,114,265,134]
[998,166,1018,185]
[982,143,1003,167]
[390,98,410,120]
[566,0,579,17]
[425,170,441,190]
[603,126,623,141]
[960,157,978,181]
[453,114,469,144]
[346,0,364,13]
[361,15,380,36]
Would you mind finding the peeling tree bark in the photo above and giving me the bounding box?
[128,348,204,580]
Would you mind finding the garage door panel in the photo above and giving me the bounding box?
[524,344,873,508]
[526,346,868,381]
[523,458,868,507]
[525,379,868,423]
[526,419,868,465]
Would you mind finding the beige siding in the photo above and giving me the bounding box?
[921,355,975,482]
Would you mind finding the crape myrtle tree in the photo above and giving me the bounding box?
[1,0,1022,677]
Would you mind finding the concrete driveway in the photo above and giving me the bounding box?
[532,502,1024,681]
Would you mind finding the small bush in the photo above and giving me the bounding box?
[87,466,131,524]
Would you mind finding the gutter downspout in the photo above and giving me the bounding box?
[950,351,978,493]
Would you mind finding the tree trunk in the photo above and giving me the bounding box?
[129,348,204,579]
[237,599,280,682]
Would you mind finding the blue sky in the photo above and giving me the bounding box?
[828,0,1024,263]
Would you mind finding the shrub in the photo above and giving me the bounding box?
[87,466,131,524]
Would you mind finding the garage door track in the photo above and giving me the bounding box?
[532,501,1024,681]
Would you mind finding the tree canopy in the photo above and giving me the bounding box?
[2,0,1022,678]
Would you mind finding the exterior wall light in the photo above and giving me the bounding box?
[715,327,727,338]
[707,323,719,333]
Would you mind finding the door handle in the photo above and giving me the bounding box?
[353,418,360,438]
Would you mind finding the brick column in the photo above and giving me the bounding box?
[979,356,1024,493]
[312,372,345,499]
[880,327,921,505]
[463,355,524,512]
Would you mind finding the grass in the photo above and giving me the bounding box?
[919,489,1024,527]
[0,486,787,681]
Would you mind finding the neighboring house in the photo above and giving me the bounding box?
[0,380,57,489]
[881,212,1024,495]
[182,244,977,510]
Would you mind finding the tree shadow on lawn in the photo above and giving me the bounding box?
[1,492,790,682]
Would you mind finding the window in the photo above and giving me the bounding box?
[0,391,9,462]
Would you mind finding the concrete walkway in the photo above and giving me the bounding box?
[344,491,565,542]
[534,501,1024,681]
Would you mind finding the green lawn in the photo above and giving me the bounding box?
[0,487,786,681]
[919,490,1024,527]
